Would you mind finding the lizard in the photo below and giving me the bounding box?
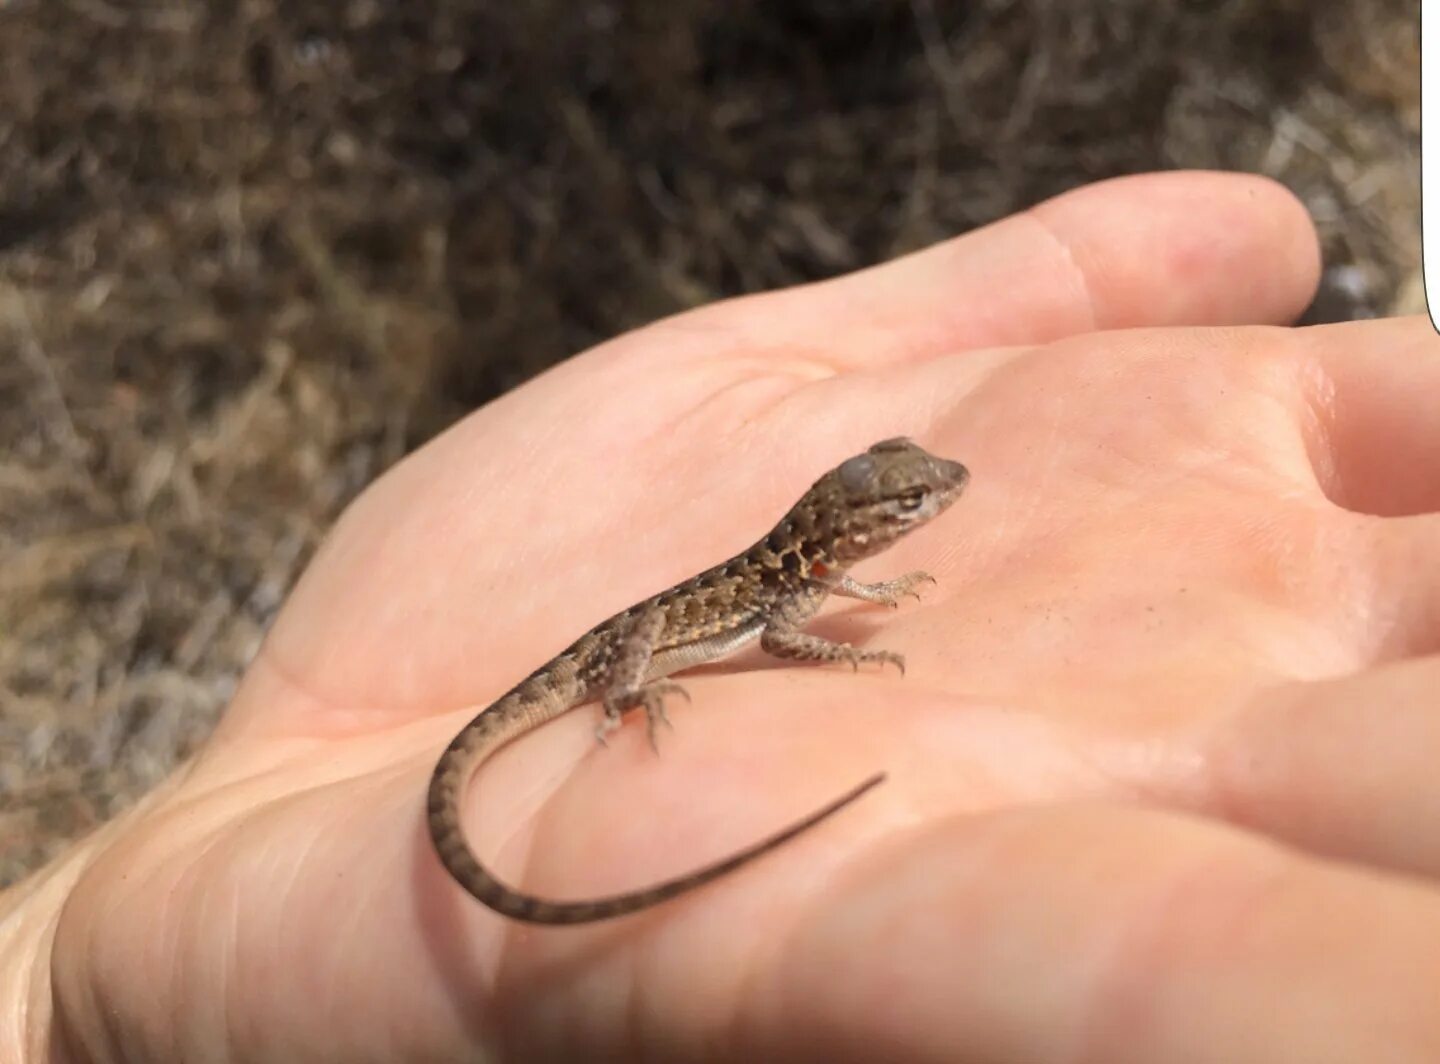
[427,437,969,924]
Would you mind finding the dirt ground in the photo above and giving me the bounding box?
[0,0,1421,885]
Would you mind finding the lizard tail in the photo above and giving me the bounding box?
[427,717,885,925]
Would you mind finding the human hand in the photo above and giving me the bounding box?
[14,170,1434,1062]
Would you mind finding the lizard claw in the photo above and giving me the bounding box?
[858,648,905,675]
[643,701,672,755]
[594,712,623,748]
[903,571,936,603]
[642,681,687,754]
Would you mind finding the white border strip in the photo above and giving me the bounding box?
[1423,3,1440,332]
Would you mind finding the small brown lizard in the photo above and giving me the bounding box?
[427,437,969,924]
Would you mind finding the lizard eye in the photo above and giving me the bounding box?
[895,488,926,512]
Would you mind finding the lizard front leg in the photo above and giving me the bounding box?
[828,570,936,608]
[597,605,690,752]
[759,588,906,674]
[761,625,906,675]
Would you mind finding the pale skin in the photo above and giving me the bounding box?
[5,169,1440,1062]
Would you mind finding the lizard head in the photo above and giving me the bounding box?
[820,437,969,564]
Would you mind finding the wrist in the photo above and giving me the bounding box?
[0,840,102,1064]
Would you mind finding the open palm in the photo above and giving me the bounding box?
[31,172,1440,1062]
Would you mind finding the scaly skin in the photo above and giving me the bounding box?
[427,437,969,924]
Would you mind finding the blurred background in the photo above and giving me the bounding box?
[0,0,1419,884]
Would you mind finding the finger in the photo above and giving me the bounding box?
[704,170,1319,366]
[1030,171,1320,331]
[1197,655,1440,878]
[745,804,1440,1063]
[1303,316,1440,516]
[1368,513,1440,657]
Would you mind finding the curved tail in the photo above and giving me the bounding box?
[428,711,885,925]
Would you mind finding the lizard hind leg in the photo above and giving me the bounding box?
[601,681,690,753]
[598,605,691,752]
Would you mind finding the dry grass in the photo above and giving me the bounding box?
[0,0,1420,885]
